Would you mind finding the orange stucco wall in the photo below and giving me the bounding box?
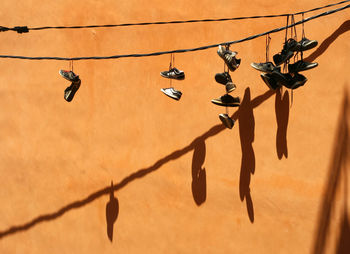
[0,1,349,253]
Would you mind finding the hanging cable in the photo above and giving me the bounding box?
[0,0,349,33]
[0,3,349,61]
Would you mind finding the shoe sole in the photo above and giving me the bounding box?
[161,88,181,100]
[250,62,276,73]
[298,40,318,51]
[211,99,240,107]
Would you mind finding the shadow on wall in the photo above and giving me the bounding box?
[275,88,289,160]
[191,138,207,206]
[238,87,255,223]
[4,17,350,238]
[0,88,276,240]
[312,89,349,254]
[305,20,350,63]
[106,181,119,242]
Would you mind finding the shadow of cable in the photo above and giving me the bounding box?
[305,20,350,63]
[106,181,119,242]
[275,88,289,160]
[238,87,255,223]
[0,89,276,240]
[191,138,207,206]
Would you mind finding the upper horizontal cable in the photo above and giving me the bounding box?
[0,3,349,61]
[0,0,349,33]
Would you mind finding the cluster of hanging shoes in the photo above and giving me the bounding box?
[160,54,185,100]
[59,69,81,102]
[211,45,241,129]
[251,36,318,90]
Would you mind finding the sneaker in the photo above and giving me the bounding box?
[260,73,280,90]
[288,60,318,73]
[215,72,232,85]
[64,80,81,102]
[211,94,240,107]
[295,37,318,51]
[273,38,297,66]
[59,70,80,82]
[250,62,280,73]
[285,73,308,89]
[272,70,307,89]
[160,68,185,80]
[217,45,241,72]
[273,50,294,66]
[225,82,236,93]
[161,87,182,100]
[219,113,235,129]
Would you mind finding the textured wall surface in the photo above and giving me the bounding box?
[0,1,349,253]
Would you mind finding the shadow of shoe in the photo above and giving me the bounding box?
[191,138,207,206]
[238,87,255,223]
[106,181,119,242]
[275,88,289,159]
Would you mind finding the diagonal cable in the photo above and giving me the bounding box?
[0,3,349,61]
[0,0,349,33]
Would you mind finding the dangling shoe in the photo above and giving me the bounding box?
[219,113,235,129]
[59,70,80,82]
[161,87,182,100]
[273,38,297,66]
[211,94,240,107]
[225,82,236,93]
[288,60,318,73]
[286,73,308,89]
[64,80,81,102]
[260,73,280,90]
[295,37,318,51]
[160,68,185,80]
[250,62,280,73]
[215,72,236,93]
[217,45,241,72]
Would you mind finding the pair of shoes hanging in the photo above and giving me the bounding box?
[160,53,185,101]
[59,70,81,102]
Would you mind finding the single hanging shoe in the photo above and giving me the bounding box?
[211,94,240,107]
[225,82,236,93]
[273,38,297,66]
[64,80,81,102]
[219,113,235,129]
[288,60,318,73]
[295,37,318,51]
[160,68,185,80]
[160,87,182,100]
[215,72,232,85]
[59,70,80,82]
[260,73,280,90]
[250,62,280,73]
[215,72,236,93]
[217,45,241,72]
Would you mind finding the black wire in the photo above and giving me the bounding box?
[1,0,349,33]
[0,3,349,61]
